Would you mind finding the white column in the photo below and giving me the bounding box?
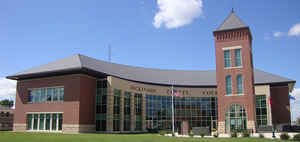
[44,114,46,131]
[31,116,34,130]
[37,114,40,131]
[50,114,52,131]
[56,114,59,131]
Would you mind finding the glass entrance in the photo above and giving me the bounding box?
[225,104,247,133]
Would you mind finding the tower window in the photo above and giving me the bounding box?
[224,50,231,68]
[226,75,232,94]
[237,74,243,94]
[235,49,242,67]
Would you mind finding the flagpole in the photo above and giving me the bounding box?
[171,81,175,136]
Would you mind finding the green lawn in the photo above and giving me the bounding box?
[0,131,288,142]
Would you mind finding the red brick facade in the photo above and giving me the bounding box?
[14,74,96,132]
[214,28,257,132]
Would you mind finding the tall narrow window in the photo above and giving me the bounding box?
[29,91,33,103]
[235,49,242,67]
[47,88,52,101]
[39,114,45,130]
[41,88,46,102]
[27,114,32,130]
[237,74,243,94]
[224,50,231,68]
[226,75,232,94]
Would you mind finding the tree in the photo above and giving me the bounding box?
[0,99,14,108]
[296,117,300,125]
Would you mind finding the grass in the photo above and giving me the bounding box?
[0,131,288,142]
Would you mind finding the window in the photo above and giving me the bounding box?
[59,88,64,101]
[41,89,46,102]
[29,91,33,103]
[113,89,121,131]
[53,88,58,101]
[256,95,267,127]
[224,50,231,68]
[225,104,247,133]
[29,87,64,103]
[26,113,63,131]
[47,88,52,101]
[235,49,242,67]
[27,114,32,130]
[95,79,107,131]
[39,114,44,130]
[135,93,142,131]
[124,92,131,131]
[237,74,243,94]
[145,95,218,130]
[226,75,232,94]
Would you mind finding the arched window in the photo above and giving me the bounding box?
[226,75,232,94]
[237,74,243,94]
[225,104,247,133]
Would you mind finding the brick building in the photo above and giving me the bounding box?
[0,106,14,131]
[7,11,296,134]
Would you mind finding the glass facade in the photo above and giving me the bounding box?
[146,95,217,130]
[113,89,121,131]
[135,93,142,131]
[226,75,232,94]
[124,92,131,131]
[29,87,64,103]
[237,74,243,94]
[224,50,231,68]
[256,95,268,127]
[225,104,247,132]
[235,49,242,67]
[26,113,63,131]
[96,79,107,131]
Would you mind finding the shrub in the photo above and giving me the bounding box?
[211,128,216,132]
[189,130,194,137]
[280,133,290,140]
[200,132,205,138]
[259,133,264,138]
[213,133,218,138]
[159,130,172,136]
[231,131,237,138]
[293,133,300,141]
[242,130,250,137]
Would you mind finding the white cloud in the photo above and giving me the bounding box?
[288,23,300,36]
[0,78,16,101]
[273,31,284,38]
[290,88,300,121]
[153,0,203,29]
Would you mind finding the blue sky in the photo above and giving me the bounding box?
[0,0,300,119]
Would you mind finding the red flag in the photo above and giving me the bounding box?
[269,96,273,105]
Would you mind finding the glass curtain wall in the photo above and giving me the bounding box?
[124,92,131,131]
[256,95,268,127]
[26,113,63,131]
[146,95,217,131]
[96,79,107,131]
[225,104,247,133]
[135,93,142,131]
[113,89,121,131]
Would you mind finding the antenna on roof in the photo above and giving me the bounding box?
[108,44,111,62]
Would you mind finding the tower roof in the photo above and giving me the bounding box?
[215,10,248,32]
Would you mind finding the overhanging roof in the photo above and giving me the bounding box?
[7,54,295,86]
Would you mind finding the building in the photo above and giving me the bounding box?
[7,11,296,134]
[0,106,14,131]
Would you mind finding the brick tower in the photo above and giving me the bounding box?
[213,10,256,133]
